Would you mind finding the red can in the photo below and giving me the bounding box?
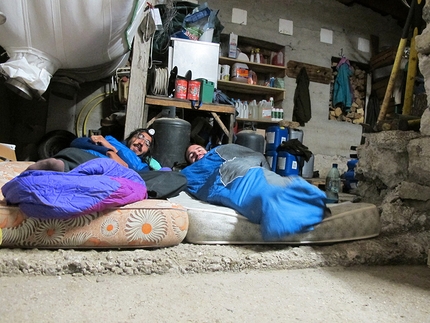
[187,80,201,101]
[174,79,188,99]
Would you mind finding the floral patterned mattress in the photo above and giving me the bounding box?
[169,192,381,244]
[0,161,188,249]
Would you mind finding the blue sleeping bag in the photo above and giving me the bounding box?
[181,144,327,241]
[2,158,148,219]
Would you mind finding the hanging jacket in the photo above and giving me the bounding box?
[292,67,311,126]
[333,58,353,110]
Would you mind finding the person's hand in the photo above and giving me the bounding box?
[106,151,128,168]
[91,135,117,152]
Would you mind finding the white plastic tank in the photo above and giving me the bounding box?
[0,0,146,99]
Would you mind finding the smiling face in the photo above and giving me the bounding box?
[128,131,152,156]
[186,144,208,164]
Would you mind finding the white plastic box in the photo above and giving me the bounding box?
[168,38,219,88]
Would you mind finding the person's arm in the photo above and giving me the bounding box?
[70,136,128,167]
[70,137,111,155]
[106,151,129,168]
[90,135,117,152]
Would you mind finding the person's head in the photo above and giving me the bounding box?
[186,144,208,164]
[124,128,155,157]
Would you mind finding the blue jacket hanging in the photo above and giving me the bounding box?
[333,57,353,111]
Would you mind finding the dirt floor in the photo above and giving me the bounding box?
[0,265,429,322]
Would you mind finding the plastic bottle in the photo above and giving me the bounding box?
[325,163,341,203]
[270,97,275,121]
[243,101,249,119]
[255,48,260,63]
[249,99,258,119]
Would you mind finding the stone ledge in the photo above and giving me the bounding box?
[0,231,428,276]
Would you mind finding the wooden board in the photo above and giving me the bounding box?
[370,46,397,70]
[286,60,332,84]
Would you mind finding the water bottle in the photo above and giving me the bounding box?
[325,163,341,203]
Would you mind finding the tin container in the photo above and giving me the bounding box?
[174,79,188,99]
[187,80,201,101]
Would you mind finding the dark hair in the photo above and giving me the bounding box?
[124,128,155,159]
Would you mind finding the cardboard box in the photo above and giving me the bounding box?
[228,32,238,58]
[0,143,17,161]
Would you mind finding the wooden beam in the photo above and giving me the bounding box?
[286,60,332,84]
[124,29,151,137]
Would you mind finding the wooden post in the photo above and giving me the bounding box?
[124,30,151,137]
[377,0,415,123]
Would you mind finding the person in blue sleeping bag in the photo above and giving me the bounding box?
[182,143,329,241]
[28,128,164,173]
[70,128,166,172]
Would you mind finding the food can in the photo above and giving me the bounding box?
[187,80,201,101]
[174,79,188,99]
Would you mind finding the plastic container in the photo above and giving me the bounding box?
[197,78,214,103]
[325,163,341,203]
[260,100,272,119]
[151,118,191,168]
[289,128,304,143]
[265,126,288,152]
[265,150,277,172]
[301,154,314,178]
[249,100,258,119]
[235,130,265,154]
[231,63,249,83]
[276,151,299,176]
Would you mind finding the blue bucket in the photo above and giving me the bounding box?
[265,126,288,152]
[276,151,300,176]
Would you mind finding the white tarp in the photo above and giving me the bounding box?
[0,0,146,96]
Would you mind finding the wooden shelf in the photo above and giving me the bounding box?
[216,80,285,102]
[219,57,286,76]
[236,118,280,124]
[145,95,235,114]
[144,95,236,143]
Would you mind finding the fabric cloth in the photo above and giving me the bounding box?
[2,158,148,219]
[292,67,311,126]
[180,144,327,241]
[277,138,312,162]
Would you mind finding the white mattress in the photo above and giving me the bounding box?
[168,192,380,244]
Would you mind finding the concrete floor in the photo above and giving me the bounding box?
[0,265,428,322]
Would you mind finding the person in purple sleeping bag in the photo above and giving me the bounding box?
[23,128,187,199]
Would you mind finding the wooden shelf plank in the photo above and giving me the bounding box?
[145,95,235,114]
[216,80,285,96]
[236,118,280,124]
[219,57,286,75]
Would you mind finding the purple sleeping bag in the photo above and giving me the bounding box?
[1,158,148,219]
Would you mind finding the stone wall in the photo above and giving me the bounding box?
[353,1,430,262]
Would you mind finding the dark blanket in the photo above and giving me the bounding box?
[181,144,327,241]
